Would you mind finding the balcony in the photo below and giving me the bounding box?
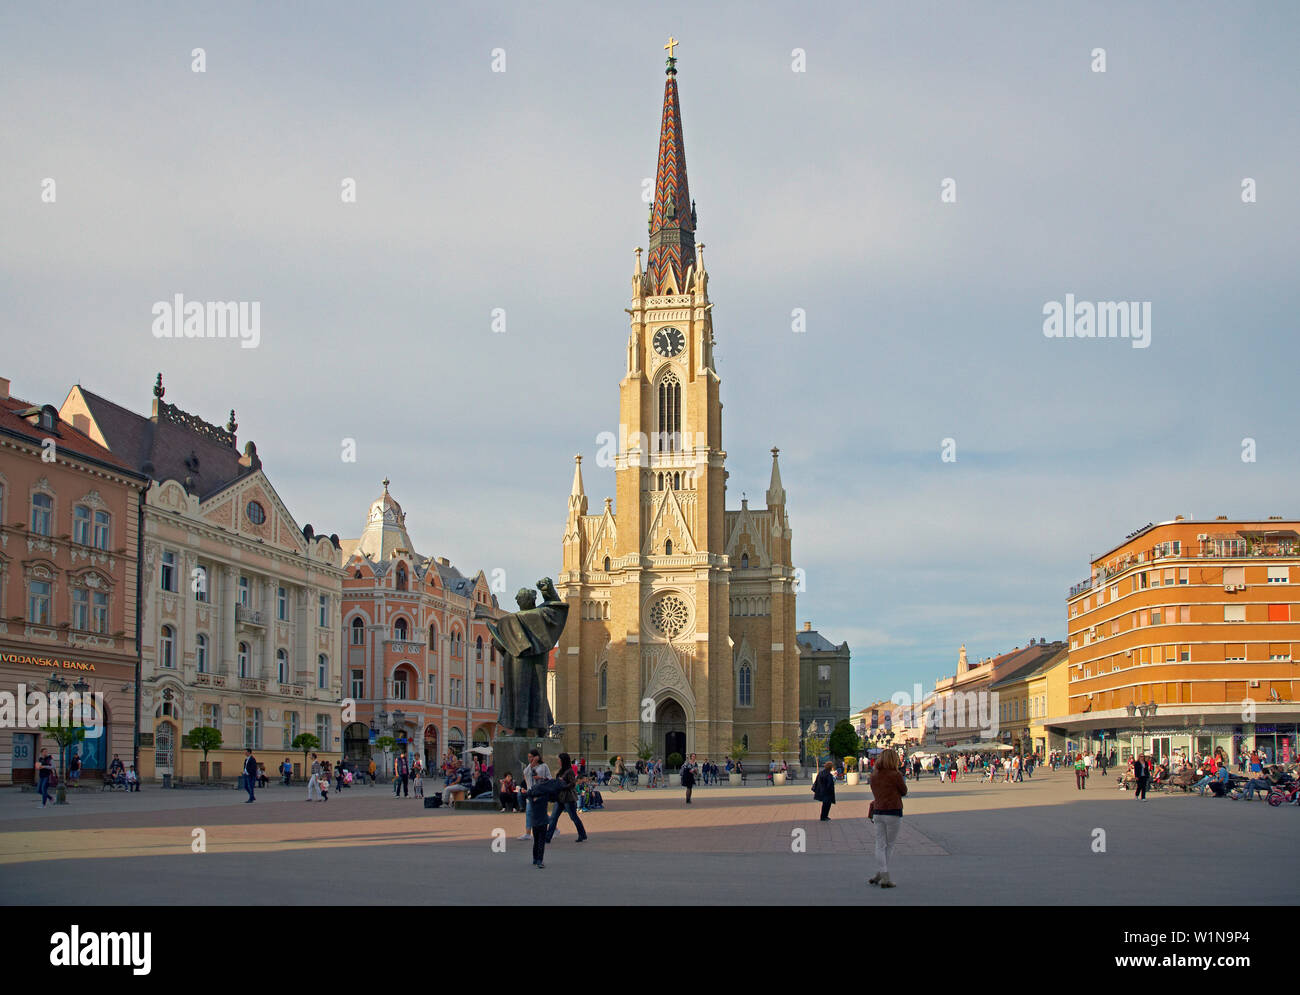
[280,681,306,698]
[194,672,230,689]
[384,638,427,654]
[239,677,267,692]
[235,605,265,627]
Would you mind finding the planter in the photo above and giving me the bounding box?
[845,771,859,786]
[729,772,743,785]
[773,772,787,786]
[638,773,650,786]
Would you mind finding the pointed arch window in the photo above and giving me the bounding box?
[737,663,753,707]
[396,562,408,591]
[351,617,365,645]
[741,553,749,569]
[664,539,673,555]
[603,556,611,572]
[598,664,608,709]
[429,623,438,650]
[657,370,681,452]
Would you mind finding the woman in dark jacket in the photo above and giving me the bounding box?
[681,761,696,804]
[813,761,836,820]
[868,748,908,888]
[544,753,588,843]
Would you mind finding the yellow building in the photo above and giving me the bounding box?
[552,49,800,764]
[1027,648,1069,756]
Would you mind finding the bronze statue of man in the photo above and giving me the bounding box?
[487,578,568,739]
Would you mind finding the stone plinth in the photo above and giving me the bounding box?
[492,735,564,800]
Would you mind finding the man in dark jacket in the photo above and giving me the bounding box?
[243,749,258,802]
[813,761,836,820]
[395,753,410,797]
[681,761,696,804]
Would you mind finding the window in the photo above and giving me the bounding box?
[657,370,681,452]
[316,714,331,748]
[1151,609,1162,625]
[318,594,328,627]
[818,693,831,708]
[1267,567,1288,584]
[351,617,365,644]
[238,576,249,607]
[74,505,92,544]
[1178,567,1189,585]
[202,703,220,730]
[160,625,175,669]
[92,591,108,633]
[245,708,262,749]
[93,510,110,550]
[817,664,830,682]
[196,634,208,673]
[245,500,266,525]
[428,674,438,704]
[1224,566,1246,586]
[603,556,611,572]
[160,550,177,592]
[277,648,288,683]
[31,493,53,536]
[396,562,408,591]
[1216,539,1246,557]
[741,553,749,569]
[737,663,753,707]
[277,587,288,620]
[394,618,408,640]
[1180,605,1191,623]
[1224,605,1246,623]
[429,623,438,650]
[476,682,484,707]
[238,642,250,678]
[318,655,328,689]
[664,539,672,555]
[193,565,208,602]
[490,684,496,708]
[1268,604,1290,622]
[598,664,607,709]
[351,669,364,698]
[476,636,483,662]
[72,588,88,630]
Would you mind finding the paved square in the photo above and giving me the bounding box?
[1,770,1295,905]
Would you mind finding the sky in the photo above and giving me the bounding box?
[3,1,1297,710]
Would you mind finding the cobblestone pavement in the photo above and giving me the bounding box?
[1,772,1295,904]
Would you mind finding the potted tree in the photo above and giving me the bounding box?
[828,720,860,781]
[729,741,748,784]
[189,726,222,783]
[805,734,827,776]
[635,740,654,785]
[293,732,322,785]
[769,737,791,785]
[844,756,859,785]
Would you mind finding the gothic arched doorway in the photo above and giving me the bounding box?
[655,698,687,765]
[423,724,439,772]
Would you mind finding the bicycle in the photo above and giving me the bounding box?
[605,774,638,793]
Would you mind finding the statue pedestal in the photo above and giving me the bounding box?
[492,735,564,798]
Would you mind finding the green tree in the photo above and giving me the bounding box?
[730,740,749,765]
[768,737,792,766]
[635,739,654,762]
[828,719,860,762]
[375,735,396,777]
[805,735,827,769]
[188,726,222,780]
[293,732,322,778]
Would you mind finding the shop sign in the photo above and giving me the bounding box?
[0,651,97,672]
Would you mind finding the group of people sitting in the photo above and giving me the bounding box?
[105,754,140,791]
[1117,748,1296,800]
[496,770,605,813]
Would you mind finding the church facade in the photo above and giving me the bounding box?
[553,49,800,766]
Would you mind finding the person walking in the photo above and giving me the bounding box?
[524,748,553,868]
[682,758,696,804]
[395,753,410,797]
[368,757,377,785]
[868,748,907,888]
[37,751,54,807]
[545,753,588,844]
[243,749,258,802]
[813,761,836,821]
[1133,753,1150,801]
[1074,753,1087,790]
[306,766,321,801]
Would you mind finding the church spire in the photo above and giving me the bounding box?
[568,453,588,517]
[766,447,786,507]
[647,38,695,296]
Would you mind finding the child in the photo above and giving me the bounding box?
[126,766,140,792]
[412,771,424,798]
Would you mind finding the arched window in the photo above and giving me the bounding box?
[665,539,673,555]
[741,553,749,569]
[656,370,681,452]
[598,664,608,709]
[396,562,408,591]
[673,472,680,489]
[737,663,753,707]
[742,734,749,750]
[603,555,611,572]
[159,625,175,669]
[476,636,483,662]
[196,633,208,673]
[657,472,664,490]
[351,617,365,645]
[429,623,438,650]
[277,648,288,683]
[31,492,53,536]
[238,641,250,678]
[318,654,328,689]
[394,618,408,640]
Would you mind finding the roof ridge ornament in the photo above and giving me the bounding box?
[664,35,679,75]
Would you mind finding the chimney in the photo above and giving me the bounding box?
[0,376,9,400]
[803,621,811,631]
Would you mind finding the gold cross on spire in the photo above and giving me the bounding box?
[664,36,679,59]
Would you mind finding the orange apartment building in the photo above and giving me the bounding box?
[1062,516,1299,765]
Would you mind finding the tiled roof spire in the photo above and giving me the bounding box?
[647,39,694,295]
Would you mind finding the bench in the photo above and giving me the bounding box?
[451,795,499,812]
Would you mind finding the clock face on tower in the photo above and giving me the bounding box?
[653,326,685,358]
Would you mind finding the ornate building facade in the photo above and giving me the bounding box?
[0,376,147,784]
[60,377,345,781]
[339,480,505,773]
[553,51,800,764]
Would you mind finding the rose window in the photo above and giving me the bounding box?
[649,595,689,638]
